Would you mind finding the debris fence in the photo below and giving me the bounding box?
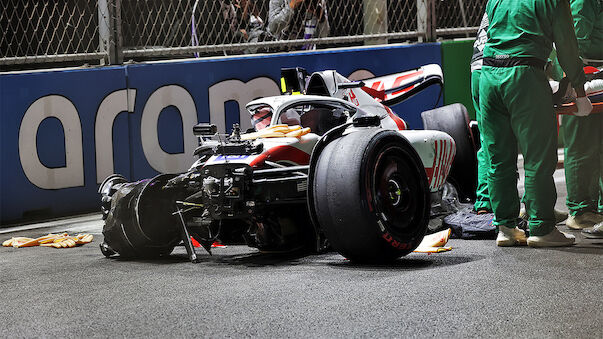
[0,0,486,68]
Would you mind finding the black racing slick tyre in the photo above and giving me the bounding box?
[421,103,477,202]
[312,129,430,263]
[102,174,181,259]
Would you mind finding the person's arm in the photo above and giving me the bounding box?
[570,0,597,56]
[240,0,250,20]
[316,0,329,37]
[547,47,565,81]
[268,0,294,35]
[317,0,327,22]
[552,0,586,96]
[290,0,305,9]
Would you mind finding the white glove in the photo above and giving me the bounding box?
[575,96,593,117]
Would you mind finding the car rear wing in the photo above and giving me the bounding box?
[360,64,444,107]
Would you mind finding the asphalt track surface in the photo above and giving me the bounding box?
[1,158,602,338]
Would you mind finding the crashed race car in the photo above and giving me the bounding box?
[98,64,479,263]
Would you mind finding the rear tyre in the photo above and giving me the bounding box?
[421,103,477,202]
[312,129,430,263]
[98,174,128,220]
[102,174,181,259]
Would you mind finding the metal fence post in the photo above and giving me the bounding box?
[457,0,469,37]
[98,0,112,64]
[98,0,123,65]
[113,0,123,64]
[417,0,436,42]
[363,0,388,45]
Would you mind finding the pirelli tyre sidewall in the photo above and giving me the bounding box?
[102,174,181,258]
[313,128,430,263]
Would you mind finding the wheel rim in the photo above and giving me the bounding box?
[371,145,423,236]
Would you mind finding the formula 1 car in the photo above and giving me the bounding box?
[99,64,476,263]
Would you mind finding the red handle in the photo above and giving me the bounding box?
[555,101,603,115]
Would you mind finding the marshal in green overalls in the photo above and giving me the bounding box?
[470,13,492,213]
[479,0,586,237]
[561,0,603,224]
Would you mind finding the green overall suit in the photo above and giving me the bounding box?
[479,0,586,235]
[470,13,492,212]
[561,0,603,216]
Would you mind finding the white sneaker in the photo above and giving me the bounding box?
[581,222,603,239]
[519,207,568,224]
[527,227,576,247]
[566,213,599,230]
[496,226,527,247]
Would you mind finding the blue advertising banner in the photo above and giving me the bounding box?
[0,43,442,224]
[1,67,129,223]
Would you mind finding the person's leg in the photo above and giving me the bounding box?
[562,113,600,217]
[582,83,603,238]
[504,66,558,237]
[599,112,603,214]
[479,67,520,229]
[471,69,492,212]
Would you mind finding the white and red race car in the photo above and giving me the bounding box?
[99,64,476,263]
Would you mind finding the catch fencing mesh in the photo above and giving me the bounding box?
[436,0,486,35]
[120,0,419,56]
[2,0,487,67]
[1,0,101,62]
